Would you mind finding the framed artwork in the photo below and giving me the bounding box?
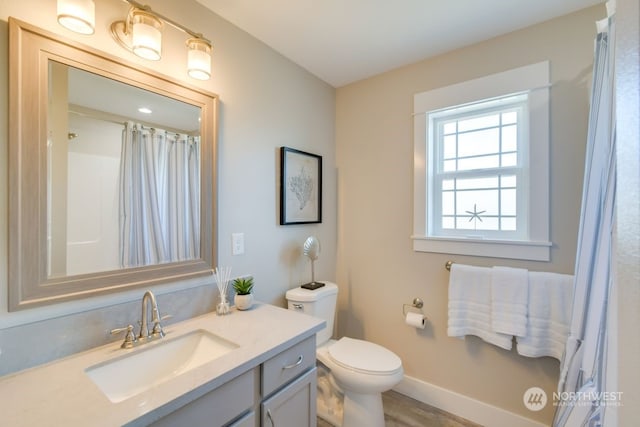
[280,147,322,225]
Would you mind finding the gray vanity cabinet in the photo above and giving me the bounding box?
[149,335,317,427]
[150,368,259,427]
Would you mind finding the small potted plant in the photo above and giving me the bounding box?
[232,276,254,310]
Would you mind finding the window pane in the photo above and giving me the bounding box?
[476,217,499,230]
[443,122,457,135]
[458,128,499,157]
[456,189,498,216]
[458,114,499,132]
[458,154,499,170]
[455,216,499,230]
[501,175,517,187]
[456,217,475,230]
[443,135,457,159]
[442,179,454,190]
[457,176,499,190]
[501,189,517,215]
[502,111,517,125]
[443,159,456,171]
[501,152,518,167]
[442,191,454,215]
[501,217,517,231]
[502,125,518,152]
[442,217,455,229]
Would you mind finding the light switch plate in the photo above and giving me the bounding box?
[232,233,244,255]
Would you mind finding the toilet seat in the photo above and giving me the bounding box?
[328,337,402,376]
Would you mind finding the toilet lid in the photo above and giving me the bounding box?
[328,337,402,374]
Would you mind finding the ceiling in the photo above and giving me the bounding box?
[68,66,200,133]
[196,0,603,87]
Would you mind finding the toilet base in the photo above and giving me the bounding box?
[317,395,342,426]
[317,364,343,426]
[342,391,385,427]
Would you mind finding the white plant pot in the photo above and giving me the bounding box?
[235,293,254,311]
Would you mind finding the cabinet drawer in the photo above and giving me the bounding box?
[262,336,316,397]
[150,367,259,427]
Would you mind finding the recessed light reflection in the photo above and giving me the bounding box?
[138,107,152,114]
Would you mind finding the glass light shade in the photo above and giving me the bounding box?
[187,38,212,80]
[57,0,95,35]
[131,11,163,61]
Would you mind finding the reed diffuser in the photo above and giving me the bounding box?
[214,266,232,315]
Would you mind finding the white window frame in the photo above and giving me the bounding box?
[412,61,552,261]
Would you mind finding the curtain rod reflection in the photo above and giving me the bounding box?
[68,104,200,136]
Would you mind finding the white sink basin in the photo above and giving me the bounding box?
[85,329,238,403]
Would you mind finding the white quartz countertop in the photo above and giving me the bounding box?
[0,303,324,426]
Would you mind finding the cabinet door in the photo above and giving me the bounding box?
[262,367,317,427]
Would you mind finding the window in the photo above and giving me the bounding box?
[430,95,528,239]
[413,62,551,261]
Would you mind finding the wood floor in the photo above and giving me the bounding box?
[317,390,482,427]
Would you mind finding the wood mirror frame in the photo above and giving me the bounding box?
[8,18,217,311]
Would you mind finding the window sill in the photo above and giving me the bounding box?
[411,235,551,261]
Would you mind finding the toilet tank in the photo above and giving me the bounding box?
[285,282,338,346]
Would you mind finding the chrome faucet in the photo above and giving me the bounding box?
[111,290,170,349]
[140,290,164,340]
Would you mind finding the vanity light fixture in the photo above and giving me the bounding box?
[130,9,163,60]
[57,0,95,35]
[186,38,212,80]
[111,7,163,61]
[109,0,213,79]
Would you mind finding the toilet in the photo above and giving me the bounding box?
[286,282,403,427]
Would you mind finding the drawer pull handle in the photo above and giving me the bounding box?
[283,355,304,370]
[267,409,275,427]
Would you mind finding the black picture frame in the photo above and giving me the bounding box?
[280,147,322,225]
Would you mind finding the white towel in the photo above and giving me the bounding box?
[516,272,574,360]
[447,263,513,350]
[491,266,528,337]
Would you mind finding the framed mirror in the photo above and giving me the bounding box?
[8,18,217,311]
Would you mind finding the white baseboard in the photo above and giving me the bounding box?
[393,375,549,427]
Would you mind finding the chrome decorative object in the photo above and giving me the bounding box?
[302,236,324,290]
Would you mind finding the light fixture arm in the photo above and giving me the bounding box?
[121,0,211,44]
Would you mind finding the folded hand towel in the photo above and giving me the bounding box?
[516,272,574,360]
[448,263,513,350]
[491,266,529,337]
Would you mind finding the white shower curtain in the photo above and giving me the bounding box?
[554,4,616,427]
[119,122,200,268]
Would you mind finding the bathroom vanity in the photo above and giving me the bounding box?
[0,303,324,427]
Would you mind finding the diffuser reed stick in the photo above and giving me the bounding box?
[214,266,232,315]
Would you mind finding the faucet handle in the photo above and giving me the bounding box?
[151,314,173,338]
[110,324,137,349]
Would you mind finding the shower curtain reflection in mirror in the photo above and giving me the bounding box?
[119,122,201,268]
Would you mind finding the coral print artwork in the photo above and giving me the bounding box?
[280,147,322,224]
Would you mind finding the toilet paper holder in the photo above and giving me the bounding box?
[402,298,424,316]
